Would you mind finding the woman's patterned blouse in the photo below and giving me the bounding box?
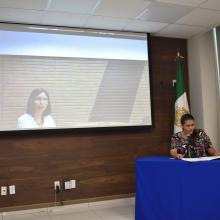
[170,129,213,158]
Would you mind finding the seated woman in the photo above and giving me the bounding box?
[170,114,219,159]
[17,88,56,129]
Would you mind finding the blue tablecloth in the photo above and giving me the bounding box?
[135,156,220,220]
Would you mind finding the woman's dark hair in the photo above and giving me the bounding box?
[180,114,194,125]
[26,88,51,116]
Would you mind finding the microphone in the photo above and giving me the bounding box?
[187,131,200,158]
[177,134,192,157]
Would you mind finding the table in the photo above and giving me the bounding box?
[135,156,220,220]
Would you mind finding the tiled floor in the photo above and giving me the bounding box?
[0,198,135,220]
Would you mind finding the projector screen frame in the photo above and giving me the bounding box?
[0,22,154,133]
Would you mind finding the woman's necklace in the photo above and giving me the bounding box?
[181,131,188,139]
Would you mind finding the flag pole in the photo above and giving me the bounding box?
[174,50,189,133]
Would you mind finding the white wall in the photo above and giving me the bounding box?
[188,31,220,149]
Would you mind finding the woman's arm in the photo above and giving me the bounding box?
[202,130,220,156]
[170,134,184,159]
[207,147,220,156]
[170,149,183,159]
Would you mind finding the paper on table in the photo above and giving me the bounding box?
[181,156,220,162]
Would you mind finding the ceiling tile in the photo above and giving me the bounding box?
[84,15,130,30]
[200,0,220,10]
[0,0,48,10]
[0,7,43,24]
[176,8,220,27]
[156,0,206,7]
[124,20,168,33]
[155,24,206,38]
[137,2,193,23]
[93,0,151,19]
[48,0,100,14]
[41,11,89,27]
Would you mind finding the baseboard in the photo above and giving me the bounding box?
[0,193,135,213]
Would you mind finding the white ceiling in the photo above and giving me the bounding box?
[0,0,220,39]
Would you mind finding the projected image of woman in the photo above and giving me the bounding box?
[17,88,56,129]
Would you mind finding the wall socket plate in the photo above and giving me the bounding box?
[9,185,16,195]
[70,180,76,189]
[64,180,76,190]
[64,181,71,190]
[1,186,7,196]
[54,181,60,190]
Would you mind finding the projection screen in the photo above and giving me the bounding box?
[0,24,152,131]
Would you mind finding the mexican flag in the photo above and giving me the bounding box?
[174,59,190,133]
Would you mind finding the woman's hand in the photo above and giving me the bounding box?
[170,149,183,159]
[214,152,220,156]
[176,154,183,160]
[207,147,220,156]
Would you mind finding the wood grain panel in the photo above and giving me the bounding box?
[0,36,189,209]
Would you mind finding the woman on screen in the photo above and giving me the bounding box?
[17,88,56,129]
[170,114,219,159]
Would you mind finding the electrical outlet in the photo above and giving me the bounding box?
[9,185,16,195]
[54,181,60,191]
[1,186,7,196]
[70,180,76,189]
[64,181,71,190]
